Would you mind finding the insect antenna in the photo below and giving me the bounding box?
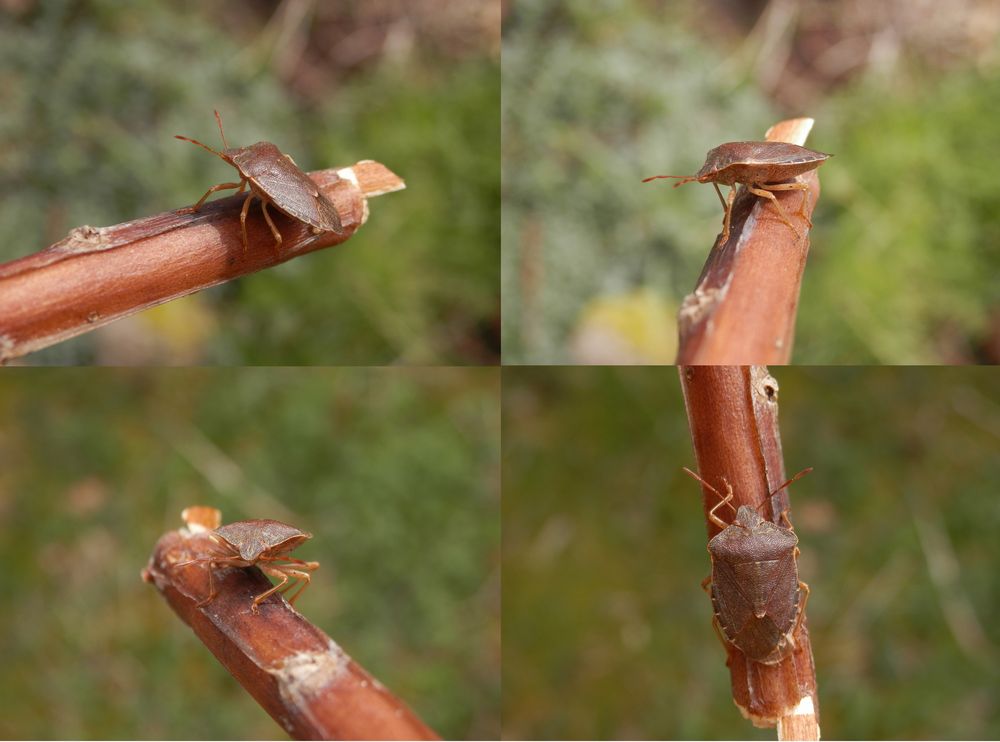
[213,109,230,149]
[682,466,721,497]
[750,467,814,525]
[771,467,813,497]
[641,174,700,188]
[174,134,228,162]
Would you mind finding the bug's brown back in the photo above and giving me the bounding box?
[697,141,830,186]
[229,143,345,234]
[214,518,312,562]
[707,507,801,663]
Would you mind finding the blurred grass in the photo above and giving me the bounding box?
[0,367,500,739]
[798,72,1000,362]
[502,366,1000,738]
[0,0,499,365]
[501,1,1000,363]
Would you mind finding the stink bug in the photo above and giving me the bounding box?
[176,111,345,253]
[175,517,320,613]
[683,467,812,665]
[643,141,831,243]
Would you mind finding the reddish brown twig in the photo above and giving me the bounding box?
[0,161,405,363]
[678,365,820,739]
[676,119,821,364]
[142,509,438,741]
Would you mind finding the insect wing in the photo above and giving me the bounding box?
[747,141,825,165]
[233,145,345,234]
[714,141,828,168]
[214,519,311,562]
[711,560,795,663]
[709,558,755,642]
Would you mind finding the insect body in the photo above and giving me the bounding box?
[683,467,811,665]
[176,518,320,613]
[176,111,344,253]
[644,141,830,244]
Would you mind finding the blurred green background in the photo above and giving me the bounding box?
[0,0,499,365]
[0,367,500,739]
[502,366,1000,738]
[502,1,1000,364]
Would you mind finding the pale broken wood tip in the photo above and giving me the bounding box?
[777,694,820,741]
[350,160,407,198]
[180,505,222,532]
[764,117,815,147]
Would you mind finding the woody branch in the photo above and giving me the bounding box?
[679,365,820,740]
[0,161,405,363]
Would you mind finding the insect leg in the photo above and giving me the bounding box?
[273,556,319,571]
[720,185,737,243]
[707,479,736,530]
[196,562,218,607]
[711,182,727,210]
[173,556,220,605]
[747,184,801,239]
[778,579,811,656]
[265,557,317,604]
[709,614,730,651]
[796,580,810,627]
[260,200,283,251]
[278,568,315,606]
[239,192,254,254]
[257,564,314,608]
[186,180,246,212]
[777,509,793,529]
[758,181,812,228]
[252,565,291,612]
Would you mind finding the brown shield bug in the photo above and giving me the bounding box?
[175,517,320,613]
[175,111,345,253]
[683,466,812,665]
[643,141,831,243]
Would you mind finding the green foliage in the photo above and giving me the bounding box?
[798,72,1000,362]
[0,1,498,364]
[502,367,1000,739]
[502,1,1000,363]
[0,368,500,739]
